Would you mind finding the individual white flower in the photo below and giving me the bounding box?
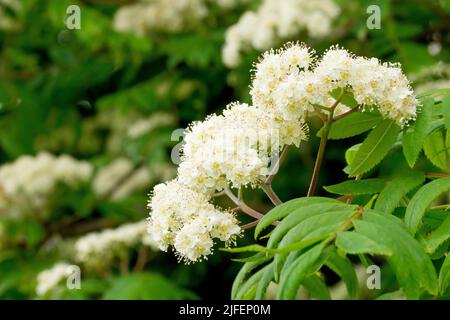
[36,262,72,296]
[147,179,240,263]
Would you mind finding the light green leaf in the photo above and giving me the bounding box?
[254,197,339,239]
[374,171,425,214]
[255,263,275,300]
[276,243,327,299]
[405,177,450,235]
[439,253,450,294]
[336,231,393,256]
[302,274,331,300]
[423,129,448,171]
[402,99,433,167]
[349,119,401,177]
[324,179,385,195]
[441,93,450,133]
[231,252,271,300]
[361,211,439,297]
[424,215,450,254]
[327,112,382,140]
[325,248,359,299]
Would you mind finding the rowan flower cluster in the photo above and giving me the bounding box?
[0,152,93,218]
[222,0,340,67]
[148,42,419,263]
[147,179,241,263]
[251,44,419,125]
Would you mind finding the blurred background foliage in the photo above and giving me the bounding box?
[0,0,449,299]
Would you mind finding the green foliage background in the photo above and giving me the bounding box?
[0,0,449,300]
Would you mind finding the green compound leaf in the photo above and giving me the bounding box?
[349,119,401,177]
[359,211,439,298]
[402,99,433,167]
[405,177,450,235]
[324,179,385,195]
[374,171,425,215]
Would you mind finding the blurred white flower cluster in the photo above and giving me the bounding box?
[36,262,73,296]
[113,0,249,35]
[74,220,156,269]
[410,62,450,95]
[251,43,419,125]
[0,152,93,218]
[222,0,340,67]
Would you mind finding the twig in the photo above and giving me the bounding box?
[259,182,283,205]
[133,247,148,272]
[426,172,450,178]
[307,93,342,196]
[332,106,360,122]
[224,187,264,220]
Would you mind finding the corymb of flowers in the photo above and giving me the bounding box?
[146,42,419,263]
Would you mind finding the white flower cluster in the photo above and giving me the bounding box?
[113,0,208,35]
[113,0,251,35]
[222,0,340,67]
[0,152,93,218]
[251,43,419,125]
[74,220,155,268]
[36,262,72,296]
[147,179,241,263]
[178,102,307,192]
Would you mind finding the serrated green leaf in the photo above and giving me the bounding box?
[325,248,359,299]
[327,112,382,140]
[405,177,450,235]
[335,231,393,256]
[324,179,385,195]
[441,93,450,133]
[276,243,327,299]
[302,274,331,300]
[424,215,450,254]
[439,253,450,294]
[255,197,339,239]
[374,171,425,215]
[402,99,433,167]
[231,253,270,300]
[273,209,355,279]
[423,129,448,171]
[267,203,351,249]
[361,211,439,297]
[349,119,401,177]
[255,263,275,300]
[235,263,271,300]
